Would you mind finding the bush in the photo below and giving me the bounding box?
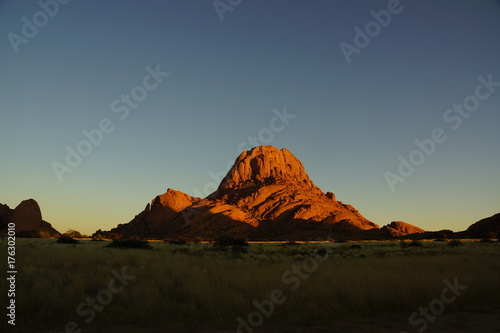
[91,234,105,241]
[62,229,83,238]
[107,233,122,240]
[408,240,423,247]
[213,236,249,253]
[168,237,188,245]
[57,236,80,244]
[316,248,328,256]
[106,239,152,250]
[448,239,464,247]
[400,240,423,248]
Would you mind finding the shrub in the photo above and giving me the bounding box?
[480,238,493,243]
[213,236,249,253]
[316,248,328,256]
[57,236,80,244]
[448,239,464,247]
[106,239,152,250]
[91,234,105,241]
[168,237,188,245]
[408,240,423,247]
[63,229,83,238]
[107,233,122,240]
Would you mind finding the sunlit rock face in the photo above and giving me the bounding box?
[101,146,426,240]
[382,221,425,238]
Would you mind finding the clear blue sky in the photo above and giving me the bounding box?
[1,0,499,235]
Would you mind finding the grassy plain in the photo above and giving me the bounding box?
[1,238,499,332]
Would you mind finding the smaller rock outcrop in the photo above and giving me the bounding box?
[466,213,500,238]
[12,199,43,231]
[0,199,60,237]
[383,221,425,238]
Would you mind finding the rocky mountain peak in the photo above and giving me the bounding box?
[217,145,319,191]
[98,146,427,240]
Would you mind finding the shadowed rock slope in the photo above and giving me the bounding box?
[99,146,425,240]
[0,199,60,237]
[465,213,500,238]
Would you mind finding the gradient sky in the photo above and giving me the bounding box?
[1,0,499,235]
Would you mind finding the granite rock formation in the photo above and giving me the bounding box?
[98,146,423,240]
[0,199,60,237]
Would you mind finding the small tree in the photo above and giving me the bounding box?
[63,229,83,239]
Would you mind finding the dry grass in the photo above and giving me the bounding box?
[1,239,499,332]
